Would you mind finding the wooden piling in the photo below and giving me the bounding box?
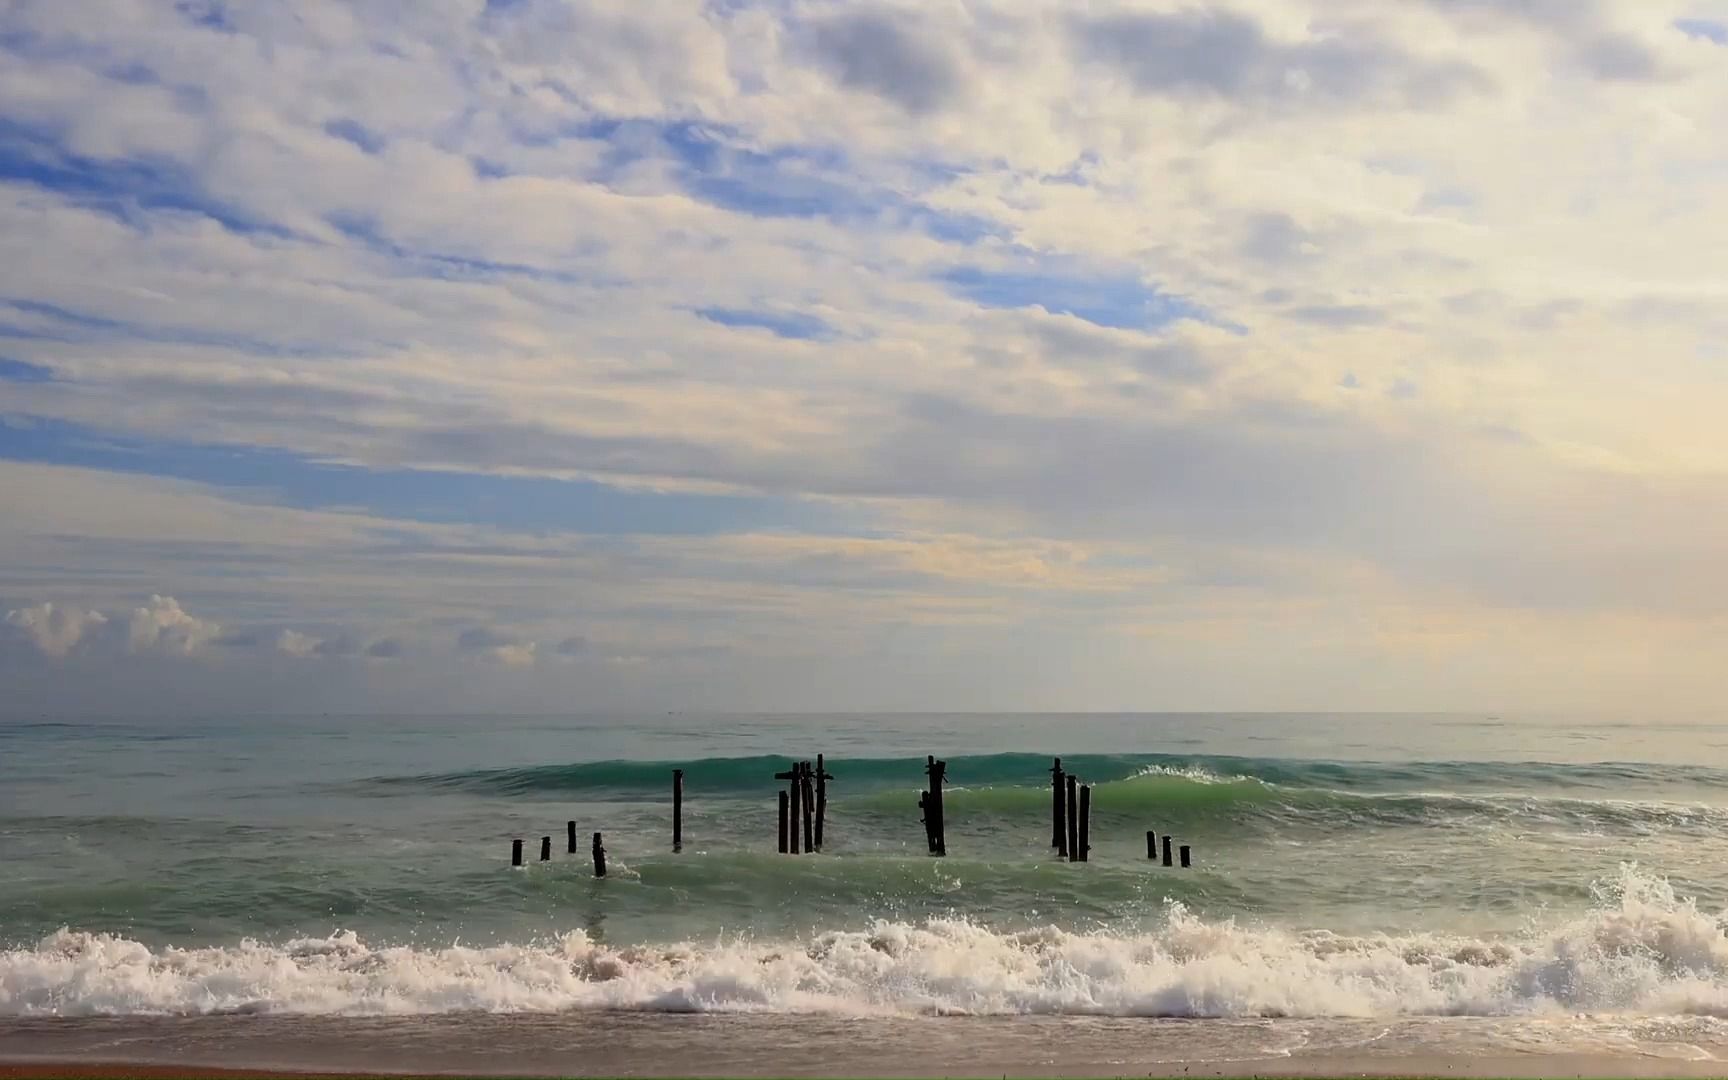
[1147,830,1156,860]
[815,753,828,852]
[1077,785,1091,863]
[1065,775,1079,861]
[1180,844,1191,869]
[568,820,577,855]
[540,836,551,862]
[926,756,947,856]
[592,831,607,877]
[1161,835,1173,867]
[789,765,802,855]
[673,768,684,853]
[778,789,790,853]
[1051,758,1066,854]
[512,838,523,867]
[800,761,815,854]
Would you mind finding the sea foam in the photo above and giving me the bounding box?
[5,868,1728,1019]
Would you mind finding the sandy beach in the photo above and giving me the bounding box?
[7,1013,1728,1079]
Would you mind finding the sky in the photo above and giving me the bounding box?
[2,0,1728,714]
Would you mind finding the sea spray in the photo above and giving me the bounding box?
[7,868,1728,1020]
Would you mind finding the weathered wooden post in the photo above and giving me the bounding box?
[1051,757,1066,855]
[1180,844,1191,868]
[592,831,607,877]
[512,838,523,867]
[800,761,815,854]
[1162,835,1173,867]
[1077,785,1091,863]
[1065,774,1079,861]
[918,791,931,852]
[1146,830,1156,860]
[925,756,947,856]
[788,764,802,854]
[673,768,684,853]
[778,789,790,853]
[540,836,552,862]
[815,753,829,851]
[568,820,577,855]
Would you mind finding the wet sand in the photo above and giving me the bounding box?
[6,1013,1728,1078]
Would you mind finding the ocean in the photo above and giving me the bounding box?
[6,712,1728,1074]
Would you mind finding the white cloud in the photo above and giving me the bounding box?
[126,595,220,655]
[3,602,108,658]
[276,629,321,658]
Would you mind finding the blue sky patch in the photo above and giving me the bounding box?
[696,307,833,340]
[323,118,385,154]
[0,418,846,537]
[937,262,1207,331]
[1676,18,1728,44]
[0,357,53,383]
[0,118,286,238]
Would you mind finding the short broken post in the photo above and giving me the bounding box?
[540,836,551,862]
[673,768,684,853]
[592,831,607,877]
[1077,784,1091,863]
[1162,835,1173,867]
[1180,844,1191,869]
[512,838,523,867]
[1051,757,1067,855]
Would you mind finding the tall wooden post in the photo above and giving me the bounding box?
[926,756,947,856]
[1051,757,1066,854]
[1077,785,1091,863]
[800,761,814,854]
[568,820,577,855]
[592,832,607,877]
[789,767,802,855]
[672,768,684,853]
[815,753,828,852]
[778,790,789,853]
[1147,830,1156,860]
[1066,775,1079,861]
[1162,835,1173,867]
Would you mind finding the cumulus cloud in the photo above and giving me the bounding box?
[276,629,321,658]
[3,602,108,658]
[126,595,220,654]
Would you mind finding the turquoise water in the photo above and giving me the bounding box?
[5,712,1728,1020]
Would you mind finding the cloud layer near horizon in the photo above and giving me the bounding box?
[3,0,1728,712]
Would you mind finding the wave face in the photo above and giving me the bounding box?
[371,752,1728,838]
[5,869,1727,1019]
[380,752,1728,799]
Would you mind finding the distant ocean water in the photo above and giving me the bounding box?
[7,712,1728,1064]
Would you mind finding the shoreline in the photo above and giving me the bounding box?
[5,1012,1728,1079]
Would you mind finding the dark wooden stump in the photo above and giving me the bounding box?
[1147,830,1156,860]
[1065,775,1079,861]
[540,836,551,862]
[1180,844,1191,869]
[512,838,523,867]
[592,831,607,877]
[1162,835,1173,867]
[673,768,684,853]
[1051,757,1066,854]
[778,789,789,854]
[1077,785,1091,862]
